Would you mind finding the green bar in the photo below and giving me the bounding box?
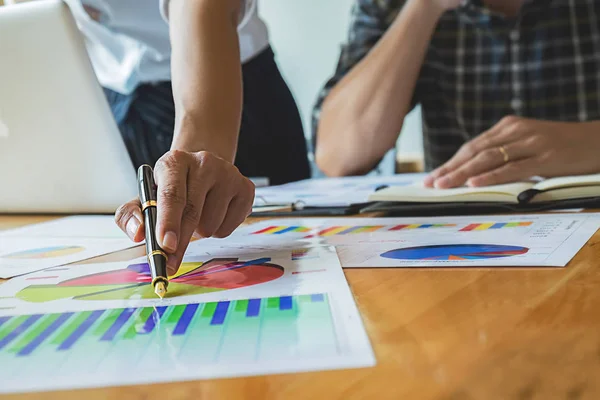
[124,308,153,339]
[298,295,312,303]
[9,314,60,353]
[505,222,519,227]
[234,299,249,312]
[166,305,186,324]
[51,311,92,345]
[201,302,217,318]
[267,297,280,309]
[0,315,29,342]
[93,309,123,336]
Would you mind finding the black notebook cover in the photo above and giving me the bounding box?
[359,197,600,217]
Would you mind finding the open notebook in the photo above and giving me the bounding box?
[369,174,600,204]
[364,174,600,216]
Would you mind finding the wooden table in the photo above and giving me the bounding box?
[2,214,600,400]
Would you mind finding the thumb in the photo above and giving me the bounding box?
[115,199,145,242]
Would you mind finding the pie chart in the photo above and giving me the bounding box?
[381,244,529,260]
[16,257,284,302]
[2,246,85,259]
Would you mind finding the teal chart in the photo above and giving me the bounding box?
[0,294,341,392]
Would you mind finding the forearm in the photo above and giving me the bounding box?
[317,0,446,176]
[168,0,242,162]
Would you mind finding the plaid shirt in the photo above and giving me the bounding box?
[312,0,600,171]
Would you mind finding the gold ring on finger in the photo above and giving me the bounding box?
[498,146,510,163]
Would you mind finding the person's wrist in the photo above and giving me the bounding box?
[406,0,450,23]
[170,112,237,162]
[420,0,459,17]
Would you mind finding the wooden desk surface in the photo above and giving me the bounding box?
[2,215,600,400]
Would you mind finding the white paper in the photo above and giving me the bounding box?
[224,214,600,268]
[0,216,137,278]
[0,246,374,393]
[254,173,426,207]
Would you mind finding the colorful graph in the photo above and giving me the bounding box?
[381,244,529,260]
[0,294,338,379]
[16,257,284,303]
[253,224,457,238]
[460,222,533,231]
[1,246,85,260]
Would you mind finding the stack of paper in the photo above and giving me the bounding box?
[0,246,374,393]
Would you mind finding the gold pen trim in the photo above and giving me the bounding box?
[148,250,168,259]
[141,200,157,211]
[152,276,169,286]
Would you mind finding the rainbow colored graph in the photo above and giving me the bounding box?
[16,257,284,303]
[0,294,338,379]
[252,224,457,238]
[381,244,529,260]
[1,246,85,260]
[460,222,532,231]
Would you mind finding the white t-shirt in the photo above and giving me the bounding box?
[65,0,269,94]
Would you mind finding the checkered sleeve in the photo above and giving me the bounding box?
[310,0,410,152]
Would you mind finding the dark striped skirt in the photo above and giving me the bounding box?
[103,46,310,185]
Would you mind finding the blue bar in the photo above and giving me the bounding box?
[0,316,11,328]
[418,224,433,229]
[58,310,104,350]
[101,308,137,341]
[18,313,73,356]
[140,306,168,334]
[246,299,261,317]
[279,296,293,310]
[239,258,271,267]
[490,223,506,229]
[173,304,199,335]
[274,226,298,234]
[311,294,325,302]
[338,226,362,235]
[0,315,42,350]
[210,301,230,325]
[200,258,272,277]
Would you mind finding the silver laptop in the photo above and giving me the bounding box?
[0,0,137,214]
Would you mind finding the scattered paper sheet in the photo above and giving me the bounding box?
[0,246,374,393]
[0,216,138,278]
[224,214,600,267]
[254,173,426,207]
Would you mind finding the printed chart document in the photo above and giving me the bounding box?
[0,246,374,393]
[226,214,600,268]
[0,216,138,278]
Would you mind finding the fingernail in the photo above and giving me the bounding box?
[126,217,140,239]
[162,231,178,252]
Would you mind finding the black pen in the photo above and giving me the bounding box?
[137,164,169,299]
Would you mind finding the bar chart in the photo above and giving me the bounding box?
[252,224,457,238]
[0,294,339,383]
[459,222,533,231]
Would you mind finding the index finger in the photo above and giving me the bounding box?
[154,154,189,253]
